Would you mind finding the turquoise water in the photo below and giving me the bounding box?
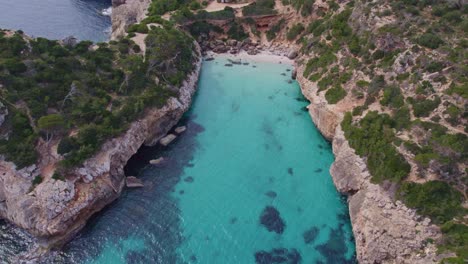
[47,56,355,263]
[0,55,356,262]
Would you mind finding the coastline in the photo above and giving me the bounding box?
[206,50,294,65]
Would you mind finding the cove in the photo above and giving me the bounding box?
[43,55,356,263]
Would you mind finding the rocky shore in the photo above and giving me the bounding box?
[0,41,202,261]
[296,63,443,264]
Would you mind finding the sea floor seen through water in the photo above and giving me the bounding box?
[37,56,357,263]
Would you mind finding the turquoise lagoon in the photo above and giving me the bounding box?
[1,55,356,263]
[54,56,356,263]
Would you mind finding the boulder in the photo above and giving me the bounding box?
[149,157,165,165]
[287,50,298,59]
[291,69,297,80]
[227,39,237,46]
[62,36,78,47]
[159,134,177,146]
[174,126,186,134]
[126,176,144,188]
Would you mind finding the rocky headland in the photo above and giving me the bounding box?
[0,9,202,259]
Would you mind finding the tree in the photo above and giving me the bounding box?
[37,114,65,141]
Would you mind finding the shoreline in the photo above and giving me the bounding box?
[206,50,294,65]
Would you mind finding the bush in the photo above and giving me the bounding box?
[417,33,444,49]
[52,172,65,181]
[439,221,468,262]
[57,137,78,155]
[380,86,404,109]
[325,85,347,104]
[227,23,248,41]
[266,19,285,41]
[446,83,468,99]
[286,23,305,40]
[397,181,464,224]
[411,96,441,117]
[32,175,43,185]
[242,0,277,16]
[189,1,202,10]
[425,61,444,73]
[342,111,411,183]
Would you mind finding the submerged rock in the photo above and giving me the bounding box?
[149,157,164,165]
[174,126,186,134]
[160,134,177,146]
[265,191,277,198]
[255,248,301,264]
[260,206,285,234]
[184,176,194,183]
[303,226,319,244]
[126,177,144,188]
[224,63,233,67]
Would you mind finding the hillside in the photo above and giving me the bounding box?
[0,20,201,255]
[123,0,468,262]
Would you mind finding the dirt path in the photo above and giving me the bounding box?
[204,1,252,12]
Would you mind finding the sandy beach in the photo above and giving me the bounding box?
[206,50,294,65]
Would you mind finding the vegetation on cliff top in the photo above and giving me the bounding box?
[285,0,467,261]
[0,25,196,170]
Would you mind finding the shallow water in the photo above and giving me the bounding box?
[33,57,357,263]
[0,0,111,42]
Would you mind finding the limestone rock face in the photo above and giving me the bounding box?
[111,0,151,40]
[296,62,441,264]
[0,101,7,128]
[0,42,202,252]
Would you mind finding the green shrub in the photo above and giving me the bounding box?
[380,86,404,109]
[266,19,285,41]
[439,221,468,262]
[446,83,468,99]
[286,23,305,40]
[57,137,78,155]
[303,51,336,77]
[189,1,202,10]
[0,112,38,168]
[411,96,441,117]
[242,0,277,16]
[342,111,411,183]
[32,175,43,185]
[52,172,65,181]
[325,85,347,104]
[356,80,369,88]
[418,33,444,49]
[397,181,464,224]
[227,23,248,41]
[348,35,361,55]
[290,0,316,16]
[425,61,444,73]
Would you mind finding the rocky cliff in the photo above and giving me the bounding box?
[296,63,444,264]
[0,42,201,258]
[111,0,152,39]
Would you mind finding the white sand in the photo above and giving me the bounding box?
[207,50,294,65]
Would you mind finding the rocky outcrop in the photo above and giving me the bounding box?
[111,0,151,40]
[0,42,202,255]
[296,61,442,264]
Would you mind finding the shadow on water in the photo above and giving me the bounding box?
[45,113,205,263]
